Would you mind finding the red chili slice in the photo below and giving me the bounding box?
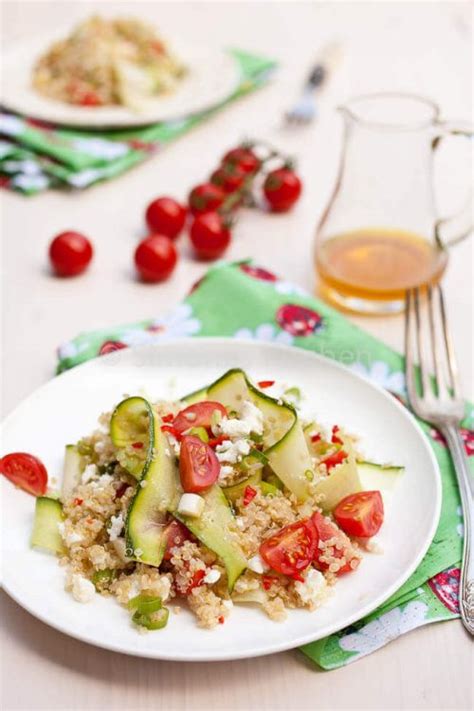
[243,485,257,506]
[258,380,275,389]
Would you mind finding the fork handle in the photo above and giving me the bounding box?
[441,424,474,635]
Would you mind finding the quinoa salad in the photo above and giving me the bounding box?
[18,369,403,632]
[32,16,187,109]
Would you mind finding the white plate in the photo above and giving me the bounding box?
[1,33,241,128]
[1,339,441,661]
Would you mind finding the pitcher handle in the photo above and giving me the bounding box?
[433,120,473,248]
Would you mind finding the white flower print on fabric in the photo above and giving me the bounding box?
[3,159,42,175]
[456,505,464,538]
[57,341,90,361]
[0,114,25,136]
[274,280,309,297]
[68,169,103,189]
[121,304,201,347]
[339,601,429,660]
[72,138,129,160]
[11,174,49,191]
[234,323,294,346]
[349,360,406,395]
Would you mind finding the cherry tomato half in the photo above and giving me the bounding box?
[173,401,228,436]
[211,163,246,194]
[334,491,384,538]
[179,435,220,493]
[0,452,48,496]
[263,168,302,212]
[188,183,226,216]
[222,147,260,174]
[163,519,193,560]
[311,511,359,575]
[189,212,231,260]
[145,197,187,239]
[49,231,93,277]
[260,518,318,579]
[134,234,177,283]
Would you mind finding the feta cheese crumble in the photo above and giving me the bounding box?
[81,463,98,484]
[177,493,205,518]
[108,513,124,541]
[203,568,221,584]
[294,568,327,605]
[71,574,95,603]
[217,400,264,439]
[247,554,269,574]
[215,438,250,464]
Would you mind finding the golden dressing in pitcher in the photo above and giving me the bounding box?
[316,228,448,302]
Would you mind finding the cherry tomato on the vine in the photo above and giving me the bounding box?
[211,163,246,194]
[134,234,177,283]
[263,167,302,212]
[189,212,231,260]
[145,197,187,239]
[188,183,226,216]
[222,147,260,174]
[49,231,93,277]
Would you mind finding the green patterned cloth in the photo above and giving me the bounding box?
[56,261,472,669]
[0,50,275,194]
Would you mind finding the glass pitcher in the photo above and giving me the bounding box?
[315,93,473,314]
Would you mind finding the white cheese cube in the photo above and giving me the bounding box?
[203,568,221,584]
[247,554,269,574]
[71,574,95,603]
[177,493,205,518]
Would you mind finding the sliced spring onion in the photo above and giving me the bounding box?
[259,481,279,496]
[283,387,301,404]
[132,607,169,630]
[304,469,314,482]
[128,594,163,615]
[91,569,116,589]
[187,426,209,443]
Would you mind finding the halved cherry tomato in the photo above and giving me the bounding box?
[334,491,384,538]
[0,452,48,496]
[163,519,193,560]
[173,401,227,436]
[179,435,220,492]
[208,434,228,448]
[322,449,348,470]
[311,511,359,575]
[259,519,318,579]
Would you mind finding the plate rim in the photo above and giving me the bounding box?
[1,338,442,661]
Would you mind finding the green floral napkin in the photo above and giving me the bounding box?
[0,50,275,195]
[56,261,472,669]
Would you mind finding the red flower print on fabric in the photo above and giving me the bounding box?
[98,340,128,356]
[240,264,278,282]
[430,427,474,457]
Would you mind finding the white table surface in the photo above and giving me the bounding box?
[1,2,473,710]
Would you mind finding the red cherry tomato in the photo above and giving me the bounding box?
[134,234,177,282]
[260,518,318,580]
[163,519,193,560]
[0,452,48,496]
[49,231,93,277]
[210,164,246,194]
[145,197,187,239]
[334,491,384,538]
[190,212,231,260]
[179,435,220,493]
[188,183,226,216]
[311,511,359,575]
[173,401,228,436]
[263,168,302,212]
[222,147,260,174]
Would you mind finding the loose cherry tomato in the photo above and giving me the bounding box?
[188,183,226,216]
[334,491,384,538]
[0,452,48,496]
[263,167,302,212]
[211,163,246,194]
[145,197,187,239]
[134,234,177,282]
[259,519,318,579]
[190,212,231,260]
[179,435,220,493]
[222,147,260,174]
[49,231,93,277]
[173,401,227,436]
[311,511,359,575]
[163,519,193,560]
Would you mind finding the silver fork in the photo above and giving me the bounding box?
[285,43,342,126]
[405,285,474,635]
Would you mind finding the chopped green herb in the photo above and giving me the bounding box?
[187,426,209,443]
[305,469,314,482]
